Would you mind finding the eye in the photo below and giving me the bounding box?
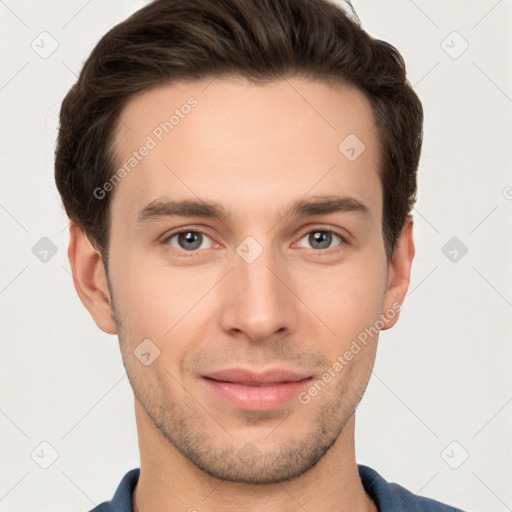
[162,228,346,254]
[164,230,214,251]
[297,229,345,251]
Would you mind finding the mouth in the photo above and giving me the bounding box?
[200,368,314,411]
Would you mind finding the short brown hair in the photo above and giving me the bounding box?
[55,0,423,267]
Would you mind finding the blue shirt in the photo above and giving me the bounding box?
[88,464,466,511]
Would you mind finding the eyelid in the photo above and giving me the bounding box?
[294,226,349,253]
[161,226,218,251]
[296,224,350,243]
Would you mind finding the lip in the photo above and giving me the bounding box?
[201,368,313,411]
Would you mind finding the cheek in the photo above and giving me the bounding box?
[111,231,387,363]
[113,253,184,317]
[298,259,387,346]
[111,259,219,360]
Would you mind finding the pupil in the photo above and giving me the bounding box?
[311,231,331,249]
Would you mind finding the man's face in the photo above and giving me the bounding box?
[103,77,400,483]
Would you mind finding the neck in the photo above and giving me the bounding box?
[132,399,377,512]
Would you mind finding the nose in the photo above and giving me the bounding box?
[219,242,298,343]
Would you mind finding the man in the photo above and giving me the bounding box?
[55,0,465,510]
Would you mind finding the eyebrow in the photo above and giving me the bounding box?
[136,195,371,224]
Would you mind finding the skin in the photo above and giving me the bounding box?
[68,76,414,512]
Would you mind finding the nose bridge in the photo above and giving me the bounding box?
[220,237,296,341]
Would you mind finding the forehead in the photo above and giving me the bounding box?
[109,76,382,226]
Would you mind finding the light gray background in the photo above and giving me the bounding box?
[1,1,511,511]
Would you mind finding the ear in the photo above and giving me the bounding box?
[380,215,415,330]
[67,221,117,334]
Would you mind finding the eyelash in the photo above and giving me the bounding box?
[161,226,349,256]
